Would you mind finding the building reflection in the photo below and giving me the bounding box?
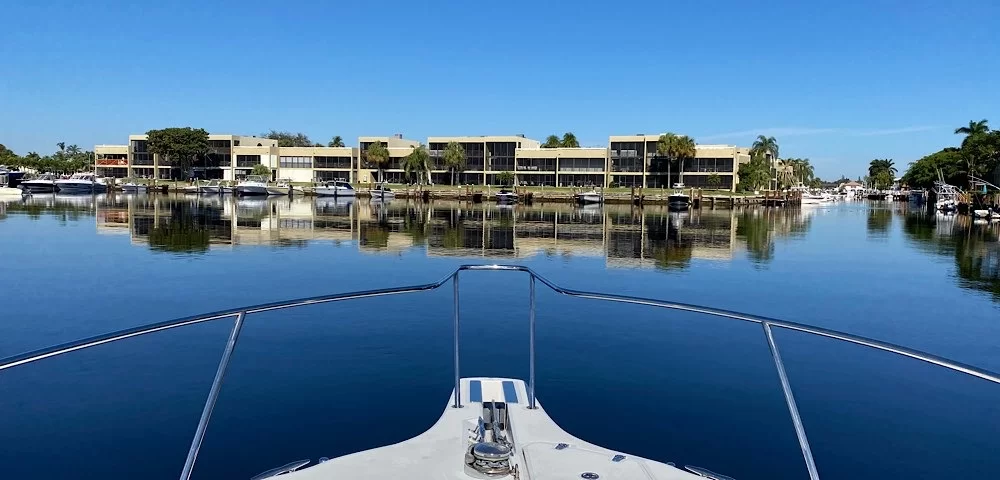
[4,194,816,267]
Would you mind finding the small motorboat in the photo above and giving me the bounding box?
[20,173,60,193]
[495,188,518,203]
[267,178,304,196]
[314,180,356,197]
[54,173,108,194]
[574,190,602,204]
[198,179,231,195]
[235,175,270,196]
[668,192,691,210]
[369,184,395,200]
[182,182,201,194]
[120,178,148,193]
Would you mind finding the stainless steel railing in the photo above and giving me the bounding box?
[1,264,998,480]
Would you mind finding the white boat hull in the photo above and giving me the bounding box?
[121,184,148,193]
[315,187,356,197]
[236,185,270,196]
[369,191,395,199]
[198,186,230,195]
[55,181,108,194]
[0,187,24,196]
[496,194,518,203]
[575,193,602,204]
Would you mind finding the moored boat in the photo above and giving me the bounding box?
[574,189,602,204]
[54,173,108,194]
[235,175,270,196]
[369,183,395,200]
[197,179,231,195]
[20,173,60,193]
[314,180,356,197]
[668,192,691,210]
[495,188,518,203]
[120,179,148,193]
[266,178,304,196]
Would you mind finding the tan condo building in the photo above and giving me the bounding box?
[95,132,752,191]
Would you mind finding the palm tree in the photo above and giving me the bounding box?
[402,145,432,185]
[328,136,345,147]
[366,141,390,183]
[542,135,561,148]
[656,133,697,188]
[955,119,989,137]
[750,135,779,189]
[560,132,580,148]
[56,142,66,153]
[66,145,82,156]
[442,141,467,185]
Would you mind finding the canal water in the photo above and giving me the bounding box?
[0,194,997,480]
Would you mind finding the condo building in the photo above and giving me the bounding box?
[95,133,753,191]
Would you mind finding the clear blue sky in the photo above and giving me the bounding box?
[2,0,997,179]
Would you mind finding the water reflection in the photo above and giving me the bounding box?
[903,212,1000,299]
[1,194,827,267]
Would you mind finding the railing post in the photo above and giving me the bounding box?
[762,322,821,480]
[528,274,537,409]
[179,311,247,480]
[453,272,462,408]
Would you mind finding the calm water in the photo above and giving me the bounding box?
[0,194,997,480]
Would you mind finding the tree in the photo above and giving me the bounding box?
[738,154,771,191]
[146,127,210,179]
[707,173,721,189]
[366,141,390,182]
[328,136,345,147]
[656,133,696,188]
[541,135,561,148]
[750,135,779,189]
[442,141,467,185]
[263,130,313,147]
[402,145,432,185]
[497,171,515,186]
[955,119,989,139]
[251,164,272,177]
[560,132,579,148]
[868,159,897,189]
[961,130,1000,183]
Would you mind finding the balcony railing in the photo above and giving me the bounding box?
[1,265,997,480]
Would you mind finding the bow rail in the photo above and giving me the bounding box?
[1,264,998,480]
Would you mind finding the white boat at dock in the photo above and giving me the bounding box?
[668,192,691,210]
[54,173,108,194]
[120,179,148,193]
[495,188,518,203]
[266,178,305,196]
[198,179,231,195]
[314,180,356,197]
[20,173,60,193]
[235,175,270,196]
[369,184,395,200]
[574,189,602,204]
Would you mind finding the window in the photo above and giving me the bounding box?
[237,155,261,167]
[315,156,352,169]
[280,156,313,168]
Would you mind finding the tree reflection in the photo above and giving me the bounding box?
[148,202,211,253]
[736,210,775,264]
[902,213,1000,300]
[867,207,893,237]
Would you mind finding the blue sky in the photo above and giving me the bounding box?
[1,0,997,179]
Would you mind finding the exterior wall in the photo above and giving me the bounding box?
[515,147,607,187]
[609,134,745,191]
[99,132,749,191]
